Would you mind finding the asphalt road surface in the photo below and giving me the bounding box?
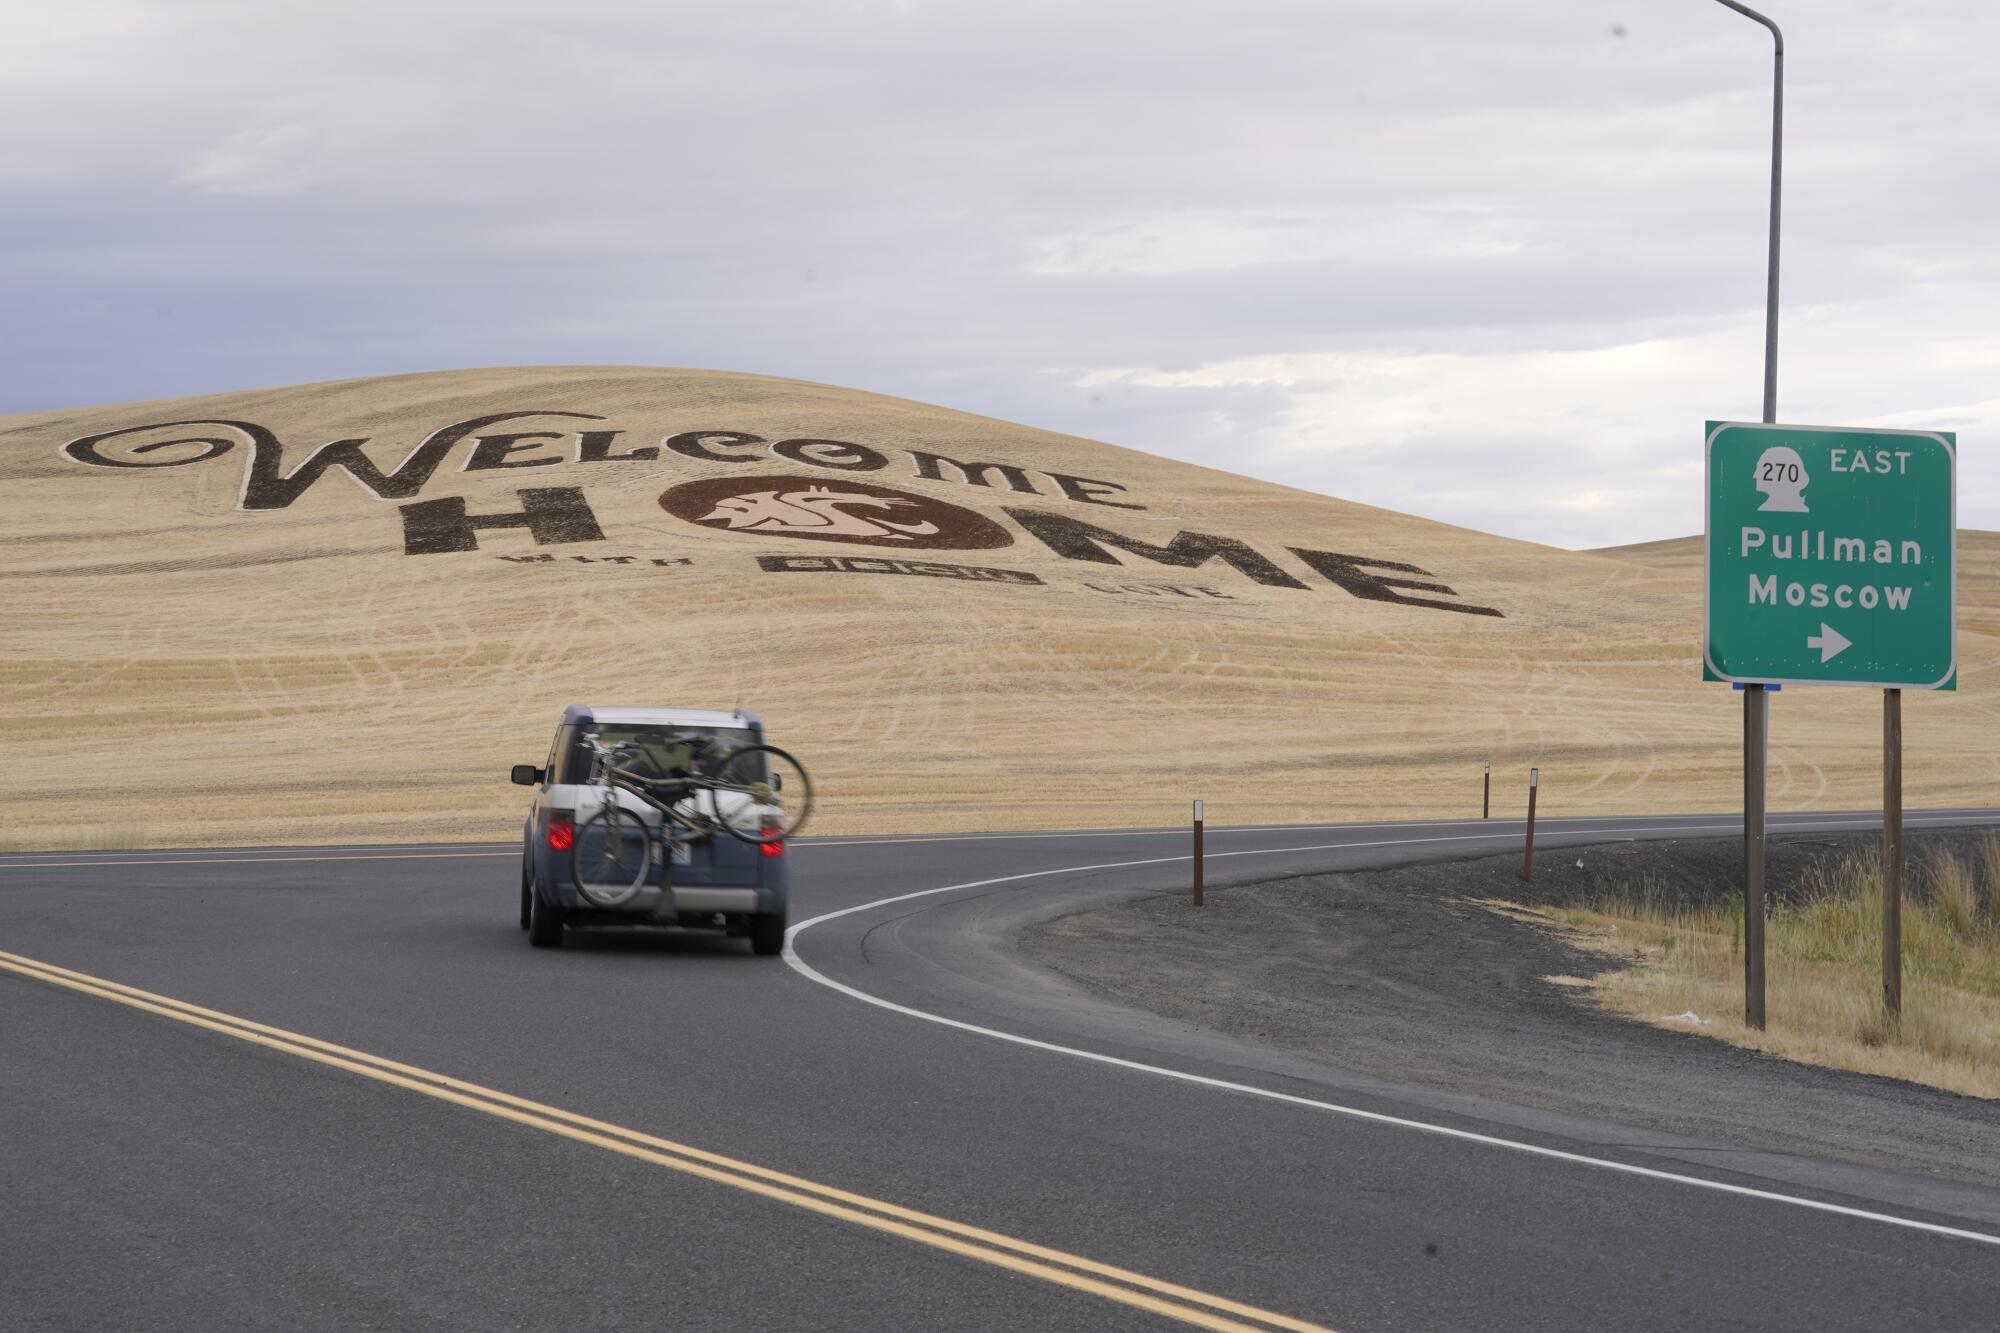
[6,810,2000,1332]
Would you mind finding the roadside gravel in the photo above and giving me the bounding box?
[1024,828,2000,1189]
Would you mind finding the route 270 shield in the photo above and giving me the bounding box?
[1704,421,1956,690]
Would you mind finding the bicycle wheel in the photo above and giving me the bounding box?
[709,745,813,843]
[570,802,653,907]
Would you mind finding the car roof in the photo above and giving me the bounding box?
[562,704,755,729]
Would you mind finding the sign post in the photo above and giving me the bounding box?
[1744,682,1768,1028]
[1884,691,1903,1019]
[1706,421,1956,1028]
[1482,760,1491,819]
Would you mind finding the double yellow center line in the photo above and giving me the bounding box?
[0,948,1333,1333]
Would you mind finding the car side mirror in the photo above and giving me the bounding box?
[510,765,544,786]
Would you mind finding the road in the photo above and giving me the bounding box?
[4,810,1999,1331]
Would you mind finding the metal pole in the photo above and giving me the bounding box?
[1192,799,1204,909]
[1483,760,1491,819]
[1884,689,1903,1020]
[1710,0,1784,424]
[1521,768,1539,881]
[1710,3,1783,1029]
[1744,684,1768,1029]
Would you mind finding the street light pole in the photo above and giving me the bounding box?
[1710,0,1784,424]
[1711,0,1784,1030]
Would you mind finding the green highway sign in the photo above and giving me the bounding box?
[1705,421,1956,690]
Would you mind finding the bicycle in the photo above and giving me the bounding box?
[569,734,813,908]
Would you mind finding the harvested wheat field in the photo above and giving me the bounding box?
[3,365,1995,847]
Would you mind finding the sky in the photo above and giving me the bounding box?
[5,0,1995,549]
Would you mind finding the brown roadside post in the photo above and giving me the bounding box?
[1884,688,1903,1021]
[1192,799,1205,909]
[1521,768,1539,881]
[1483,759,1491,819]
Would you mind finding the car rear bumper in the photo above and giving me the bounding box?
[543,878,772,915]
[674,887,759,913]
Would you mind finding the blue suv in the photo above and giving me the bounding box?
[512,705,792,954]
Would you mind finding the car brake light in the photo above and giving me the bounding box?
[547,814,575,852]
[759,840,784,858]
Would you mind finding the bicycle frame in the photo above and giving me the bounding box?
[591,749,719,844]
[578,732,804,849]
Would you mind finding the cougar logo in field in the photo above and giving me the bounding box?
[697,486,942,541]
[661,474,1015,551]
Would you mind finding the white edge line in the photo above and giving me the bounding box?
[0,851,519,870]
[5,811,1990,865]
[798,811,1995,849]
[782,821,2000,1250]
[6,814,1991,873]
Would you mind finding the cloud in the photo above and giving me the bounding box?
[1057,294,2000,548]
[174,125,318,196]
[3,0,1997,547]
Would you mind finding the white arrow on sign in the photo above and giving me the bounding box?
[1806,623,1852,663]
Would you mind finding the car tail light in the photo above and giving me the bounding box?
[547,813,575,852]
[760,840,784,858]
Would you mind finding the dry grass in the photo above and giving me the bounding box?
[1520,836,2000,1099]
[5,365,2000,848]
[0,825,162,854]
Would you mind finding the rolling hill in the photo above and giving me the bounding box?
[4,366,1991,847]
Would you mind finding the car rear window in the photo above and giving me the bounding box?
[556,724,759,785]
